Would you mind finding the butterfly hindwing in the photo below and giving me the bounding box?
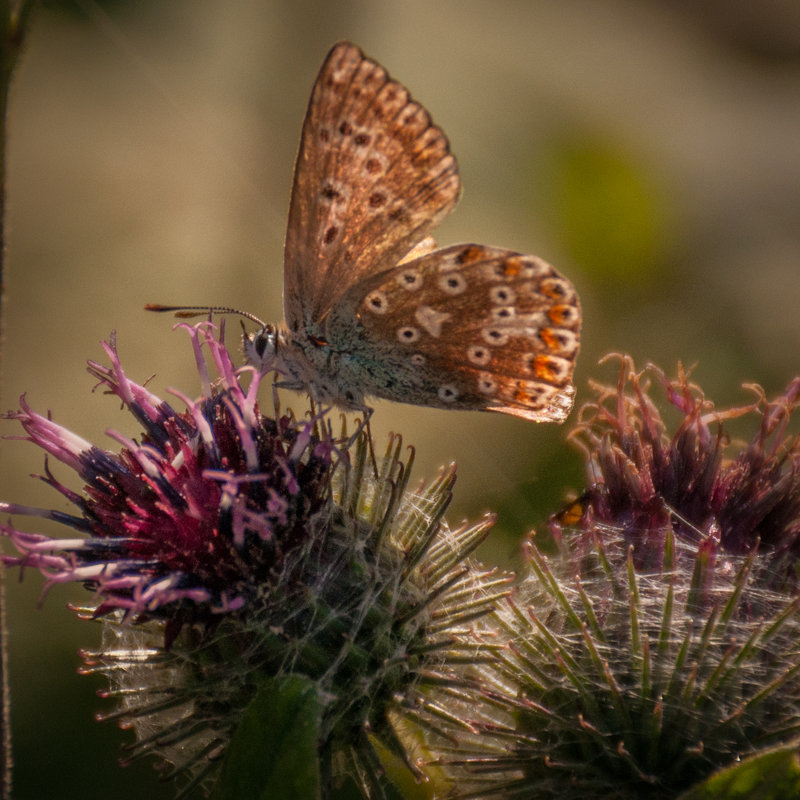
[349,243,581,421]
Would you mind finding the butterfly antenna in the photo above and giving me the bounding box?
[145,304,266,327]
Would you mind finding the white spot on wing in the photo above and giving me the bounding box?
[397,269,423,290]
[482,327,509,346]
[415,305,451,338]
[438,273,467,295]
[438,384,459,402]
[477,373,497,395]
[397,326,420,343]
[467,345,491,366]
[364,290,389,314]
[490,286,516,304]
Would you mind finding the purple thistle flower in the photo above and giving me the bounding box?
[421,357,800,799]
[572,356,800,575]
[1,323,507,798]
[2,324,330,630]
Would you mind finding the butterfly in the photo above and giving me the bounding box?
[151,42,581,423]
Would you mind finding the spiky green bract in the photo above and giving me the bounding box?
[425,357,800,799]
[82,436,504,800]
[1,324,508,799]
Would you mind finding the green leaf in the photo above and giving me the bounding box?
[678,743,800,800]
[210,675,321,800]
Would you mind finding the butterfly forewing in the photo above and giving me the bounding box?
[350,244,581,421]
[283,42,461,330]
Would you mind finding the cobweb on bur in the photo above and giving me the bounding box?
[1,321,513,798]
[415,356,800,799]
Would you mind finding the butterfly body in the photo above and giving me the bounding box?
[241,41,582,423]
[247,321,422,412]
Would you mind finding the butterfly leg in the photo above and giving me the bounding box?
[269,375,282,421]
[305,393,335,443]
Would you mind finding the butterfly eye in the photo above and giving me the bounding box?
[242,324,278,372]
[253,326,276,358]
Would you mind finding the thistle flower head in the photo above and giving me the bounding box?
[3,324,330,628]
[425,357,800,799]
[1,324,508,798]
[573,356,800,571]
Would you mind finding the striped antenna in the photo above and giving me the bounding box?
[145,304,266,327]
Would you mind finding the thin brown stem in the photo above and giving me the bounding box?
[0,3,37,797]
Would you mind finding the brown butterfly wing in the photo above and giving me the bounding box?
[350,244,581,422]
[283,42,461,331]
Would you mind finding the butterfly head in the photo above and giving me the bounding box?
[243,323,281,373]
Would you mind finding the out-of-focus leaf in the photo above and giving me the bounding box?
[209,675,321,800]
[678,743,800,800]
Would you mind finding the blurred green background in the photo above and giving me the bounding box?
[1,1,799,797]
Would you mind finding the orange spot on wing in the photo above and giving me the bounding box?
[457,245,485,265]
[539,328,562,352]
[501,256,523,277]
[515,389,533,405]
[532,355,560,383]
[548,304,574,326]
[541,280,567,301]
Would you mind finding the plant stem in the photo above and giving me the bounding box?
[0,2,37,798]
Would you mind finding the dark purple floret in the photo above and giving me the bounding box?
[567,357,800,580]
[1,324,332,631]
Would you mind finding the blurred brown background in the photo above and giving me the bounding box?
[1,1,799,797]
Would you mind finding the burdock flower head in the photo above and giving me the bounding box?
[428,356,800,798]
[1,323,508,799]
